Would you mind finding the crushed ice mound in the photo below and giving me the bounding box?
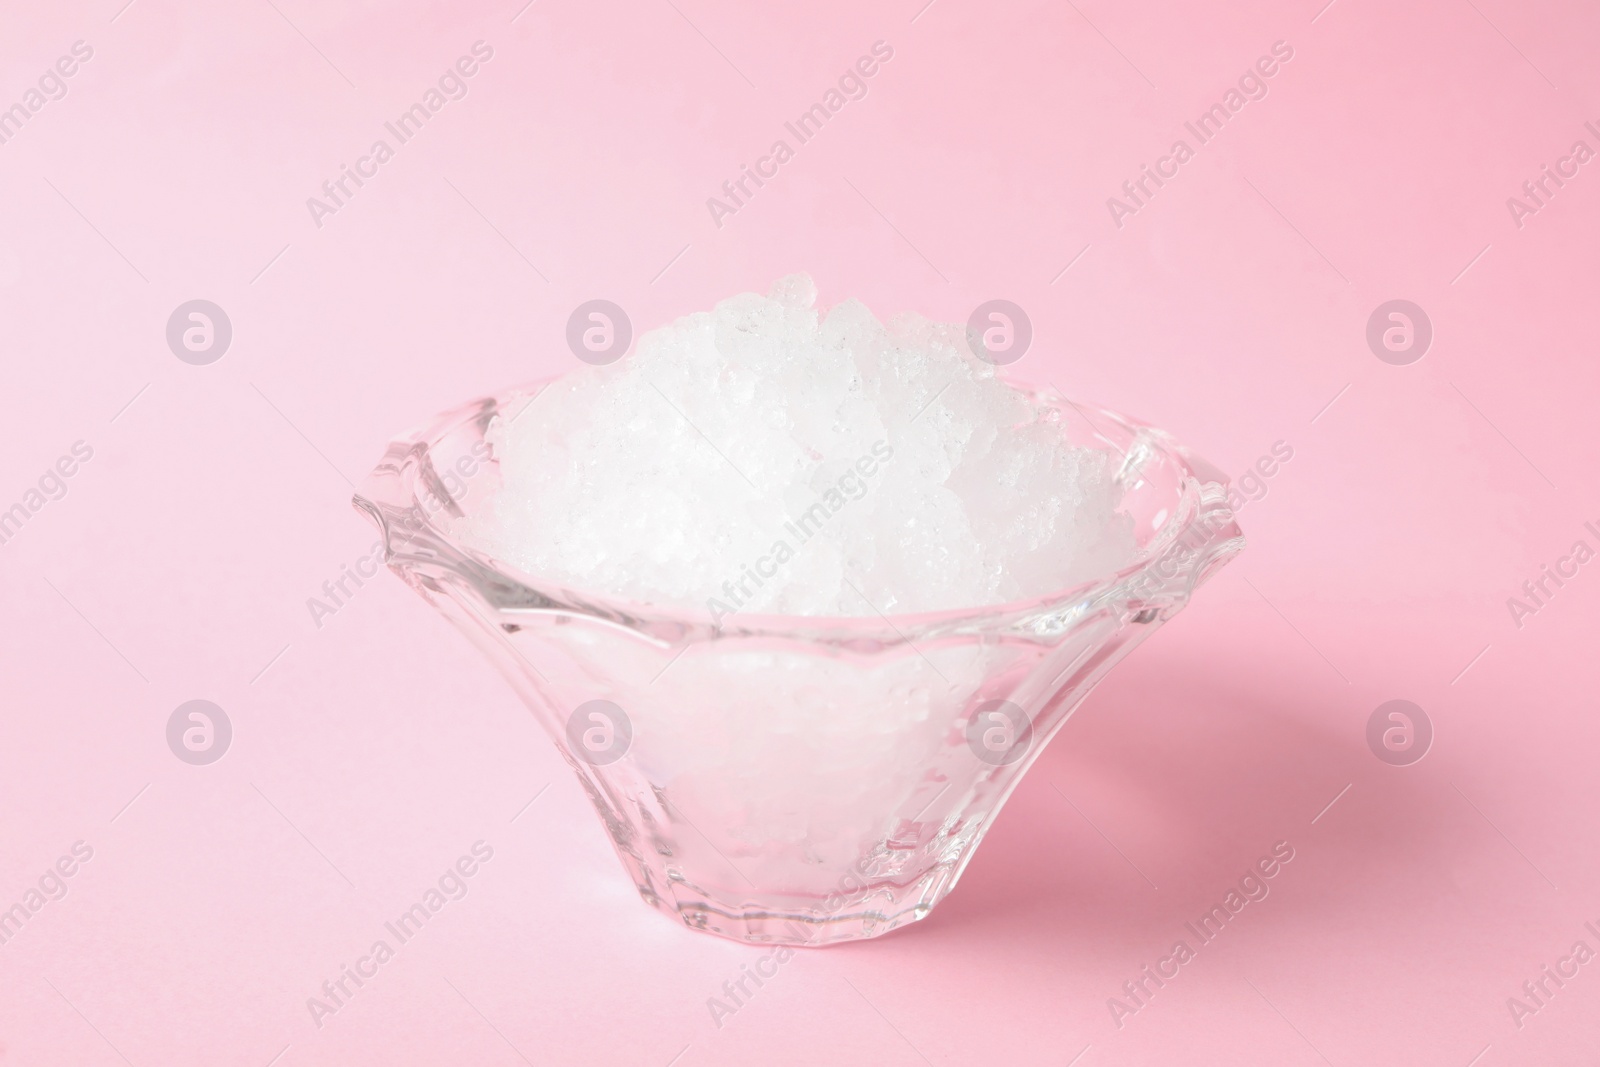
[459,275,1136,620]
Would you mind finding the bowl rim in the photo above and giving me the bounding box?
[353,378,1244,646]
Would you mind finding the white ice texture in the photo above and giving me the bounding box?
[461,275,1136,618]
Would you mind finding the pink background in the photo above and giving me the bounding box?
[2,0,1599,1063]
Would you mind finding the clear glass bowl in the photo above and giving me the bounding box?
[354,382,1243,946]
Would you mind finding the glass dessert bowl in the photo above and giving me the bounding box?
[354,382,1242,946]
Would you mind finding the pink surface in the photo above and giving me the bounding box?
[2,1,1598,1064]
